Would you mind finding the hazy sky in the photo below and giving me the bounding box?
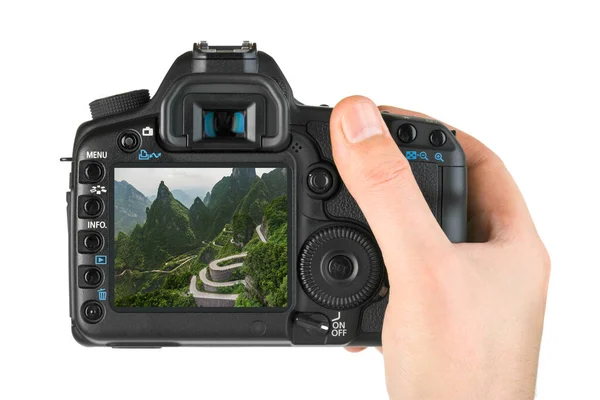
[114,167,276,198]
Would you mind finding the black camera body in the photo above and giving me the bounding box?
[66,42,467,347]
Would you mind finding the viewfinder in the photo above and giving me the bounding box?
[203,109,246,139]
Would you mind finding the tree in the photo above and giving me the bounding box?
[232,212,255,245]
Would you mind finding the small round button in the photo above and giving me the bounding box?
[83,268,103,287]
[397,123,417,143]
[307,168,333,194]
[249,321,267,337]
[84,162,104,182]
[82,301,104,323]
[83,233,102,252]
[83,198,103,217]
[429,130,447,147]
[118,130,140,153]
[327,255,354,281]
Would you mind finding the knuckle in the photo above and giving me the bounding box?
[469,144,506,171]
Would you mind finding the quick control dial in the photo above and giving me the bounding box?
[299,226,384,310]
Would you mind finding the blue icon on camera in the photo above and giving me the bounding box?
[419,151,429,161]
[406,151,417,160]
[138,149,162,161]
[95,255,107,265]
[434,152,444,162]
[97,288,107,301]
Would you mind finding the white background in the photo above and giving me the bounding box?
[1,1,598,399]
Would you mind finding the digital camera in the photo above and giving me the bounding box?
[65,42,467,347]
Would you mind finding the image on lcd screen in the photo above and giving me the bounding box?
[113,167,288,308]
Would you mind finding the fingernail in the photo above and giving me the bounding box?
[340,101,383,143]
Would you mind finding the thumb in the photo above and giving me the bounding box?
[329,96,450,275]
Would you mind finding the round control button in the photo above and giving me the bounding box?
[83,233,102,252]
[429,130,447,147]
[84,162,104,182]
[307,168,333,194]
[397,123,417,143]
[83,268,103,287]
[83,198,103,217]
[327,255,354,281]
[82,301,104,323]
[249,321,267,337]
[118,130,140,153]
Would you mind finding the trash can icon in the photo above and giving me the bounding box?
[97,288,107,301]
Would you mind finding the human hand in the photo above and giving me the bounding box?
[329,96,550,400]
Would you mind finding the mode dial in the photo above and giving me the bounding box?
[89,89,150,119]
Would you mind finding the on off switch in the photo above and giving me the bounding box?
[294,313,330,335]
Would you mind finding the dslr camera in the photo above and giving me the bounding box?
[65,42,467,347]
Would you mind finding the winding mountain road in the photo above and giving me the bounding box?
[200,264,247,291]
[256,224,267,243]
[189,275,239,306]
[189,225,266,306]
[115,255,197,278]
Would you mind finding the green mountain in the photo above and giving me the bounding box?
[189,197,211,241]
[114,180,152,234]
[205,168,256,238]
[236,194,288,307]
[261,168,287,201]
[235,177,270,224]
[203,191,211,207]
[141,181,196,268]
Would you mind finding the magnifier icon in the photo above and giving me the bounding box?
[434,152,444,162]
